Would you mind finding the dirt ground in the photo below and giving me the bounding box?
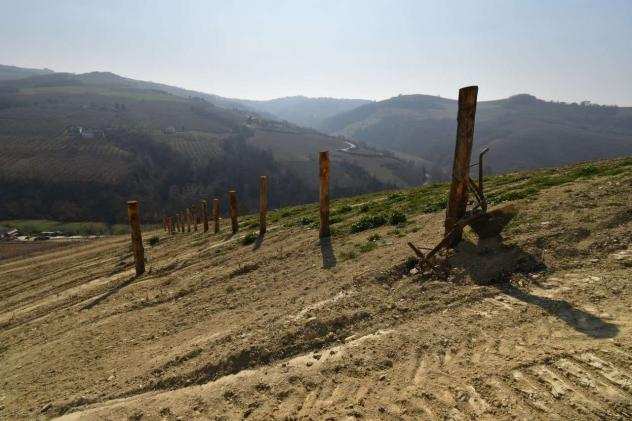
[1,170,632,420]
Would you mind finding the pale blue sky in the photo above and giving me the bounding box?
[1,0,631,104]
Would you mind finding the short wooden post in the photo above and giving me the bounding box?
[259,176,268,235]
[445,86,478,246]
[186,208,191,233]
[178,213,182,232]
[319,151,330,238]
[212,198,220,233]
[126,201,145,276]
[167,216,173,235]
[201,200,209,233]
[229,190,238,234]
[193,205,198,232]
[163,216,167,232]
[170,216,175,235]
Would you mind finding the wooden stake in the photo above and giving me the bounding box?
[186,208,191,233]
[126,201,145,276]
[201,200,209,233]
[259,176,268,236]
[193,205,198,232]
[212,198,220,234]
[445,86,478,246]
[319,151,330,238]
[229,190,238,234]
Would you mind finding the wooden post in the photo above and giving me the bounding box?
[167,216,173,235]
[126,201,145,276]
[229,190,238,234]
[259,176,268,236]
[193,205,198,232]
[444,86,478,246]
[212,198,220,234]
[178,213,183,233]
[186,208,191,233]
[319,151,330,238]
[170,216,175,235]
[163,216,167,232]
[201,200,209,233]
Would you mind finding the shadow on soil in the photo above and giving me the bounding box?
[80,275,137,310]
[320,236,337,269]
[450,235,618,339]
[252,232,265,250]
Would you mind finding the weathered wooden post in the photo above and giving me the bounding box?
[163,216,167,232]
[444,86,478,246]
[170,216,175,235]
[186,208,191,233]
[178,213,183,233]
[201,200,209,233]
[259,176,268,236]
[319,151,330,238]
[213,198,220,234]
[126,201,145,276]
[229,190,238,234]
[167,216,173,235]
[193,205,198,232]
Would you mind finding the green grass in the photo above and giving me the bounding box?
[0,220,129,236]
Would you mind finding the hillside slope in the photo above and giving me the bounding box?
[0,72,424,222]
[321,93,632,173]
[236,96,372,129]
[0,64,54,81]
[1,157,631,419]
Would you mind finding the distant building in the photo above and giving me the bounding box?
[163,126,176,134]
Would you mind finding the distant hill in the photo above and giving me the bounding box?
[320,93,632,173]
[0,64,54,81]
[236,96,372,129]
[0,71,425,223]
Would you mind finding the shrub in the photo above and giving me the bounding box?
[148,235,160,246]
[368,233,381,242]
[358,242,377,253]
[298,216,314,226]
[350,214,386,233]
[241,232,258,245]
[389,210,407,225]
[334,204,353,214]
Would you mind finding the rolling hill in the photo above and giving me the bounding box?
[320,93,632,173]
[0,64,54,81]
[0,70,425,223]
[236,96,372,129]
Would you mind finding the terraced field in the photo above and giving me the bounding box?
[1,157,631,419]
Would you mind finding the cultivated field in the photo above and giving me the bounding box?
[1,158,632,419]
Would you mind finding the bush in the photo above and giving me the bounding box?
[368,233,381,242]
[358,241,377,253]
[334,204,353,214]
[241,232,258,245]
[148,235,160,246]
[389,210,407,225]
[350,214,386,233]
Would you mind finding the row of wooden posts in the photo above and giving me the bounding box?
[126,150,331,276]
[126,85,480,277]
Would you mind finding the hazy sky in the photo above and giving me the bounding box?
[2,0,631,104]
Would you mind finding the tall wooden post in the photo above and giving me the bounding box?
[229,190,238,234]
[186,208,191,233]
[175,213,179,232]
[319,151,330,238]
[163,216,167,232]
[126,201,145,276]
[259,176,268,236]
[167,216,173,235]
[179,213,183,233]
[212,198,220,234]
[201,200,209,233]
[444,86,478,246]
[170,216,175,235]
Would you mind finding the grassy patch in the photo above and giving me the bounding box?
[350,214,386,233]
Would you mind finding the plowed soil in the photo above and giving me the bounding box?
[1,162,632,420]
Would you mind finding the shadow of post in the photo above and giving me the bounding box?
[449,235,618,339]
[319,236,337,269]
[252,233,265,250]
[498,283,619,339]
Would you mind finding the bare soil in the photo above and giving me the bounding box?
[1,170,632,420]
